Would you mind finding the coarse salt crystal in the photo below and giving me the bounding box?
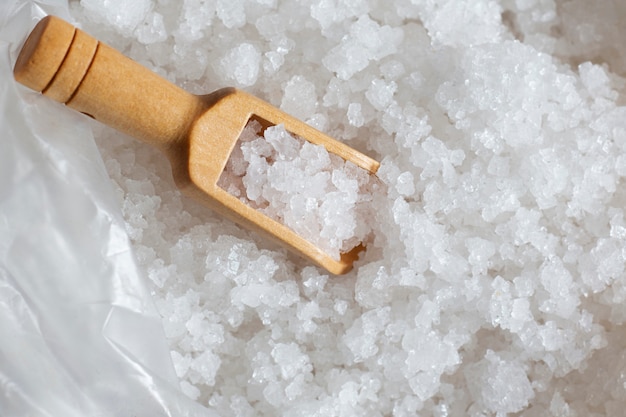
[218,120,378,260]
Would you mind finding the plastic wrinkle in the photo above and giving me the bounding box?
[0,1,210,416]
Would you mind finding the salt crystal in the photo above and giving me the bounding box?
[230,395,256,417]
[297,301,322,322]
[218,43,261,87]
[579,62,617,100]
[408,370,440,402]
[489,276,513,330]
[487,155,510,177]
[180,380,201,400]
[263,382,284,407]
[510,298,532,332]
[480,351,534,414]
[355,262,394,308]
[81,0,152,36]
[216,0,245,29]
[402,329,458,378]
[414,300,440,329]
[136,12,167,45]
[419,0,504,47]
[284,374,306,401]
[218,122,377,260]
[346,103,364,127]
[366,78,397,111]
[171,350,192,378]
[322,16,403,80]
[310,0,367,31]
[392,396,421,417]
[147,260,173,288]
[280,75,317,120]
[581,238,624,293]
[539,257,579,318]
[323,38,370,81]
[344,307,390,362]
[539,321,568,351]
[380,60,405,80]
[465,237,496,276]
[189,350,221,386]
[334,299,348,315]
[394,171,415,196]
[514,274,536,297]
[271,342,311,380]
[255,13,284,39]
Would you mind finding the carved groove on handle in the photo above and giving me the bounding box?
[43,28,99,104]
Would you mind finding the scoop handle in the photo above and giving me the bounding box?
[13,16,205,148]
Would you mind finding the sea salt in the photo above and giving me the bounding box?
[217,43,261,87]
[217,120,377,261]
[135,12,167,45]
[271,342,311,380]
[216,0,246,29]
[64,0,626,415]
[480,351,534,414]
[280,76,317,120]
[80,0,152,36]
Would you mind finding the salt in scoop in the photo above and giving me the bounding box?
[13,16,379,274]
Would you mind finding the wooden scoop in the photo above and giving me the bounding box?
[13,16,379,275]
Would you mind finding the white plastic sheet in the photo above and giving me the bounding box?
[0,1,214,416]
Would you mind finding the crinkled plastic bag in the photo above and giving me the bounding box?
[0,2,215,416]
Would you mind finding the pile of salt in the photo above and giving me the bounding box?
[218,120,378,260]
[66,0,626,415]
